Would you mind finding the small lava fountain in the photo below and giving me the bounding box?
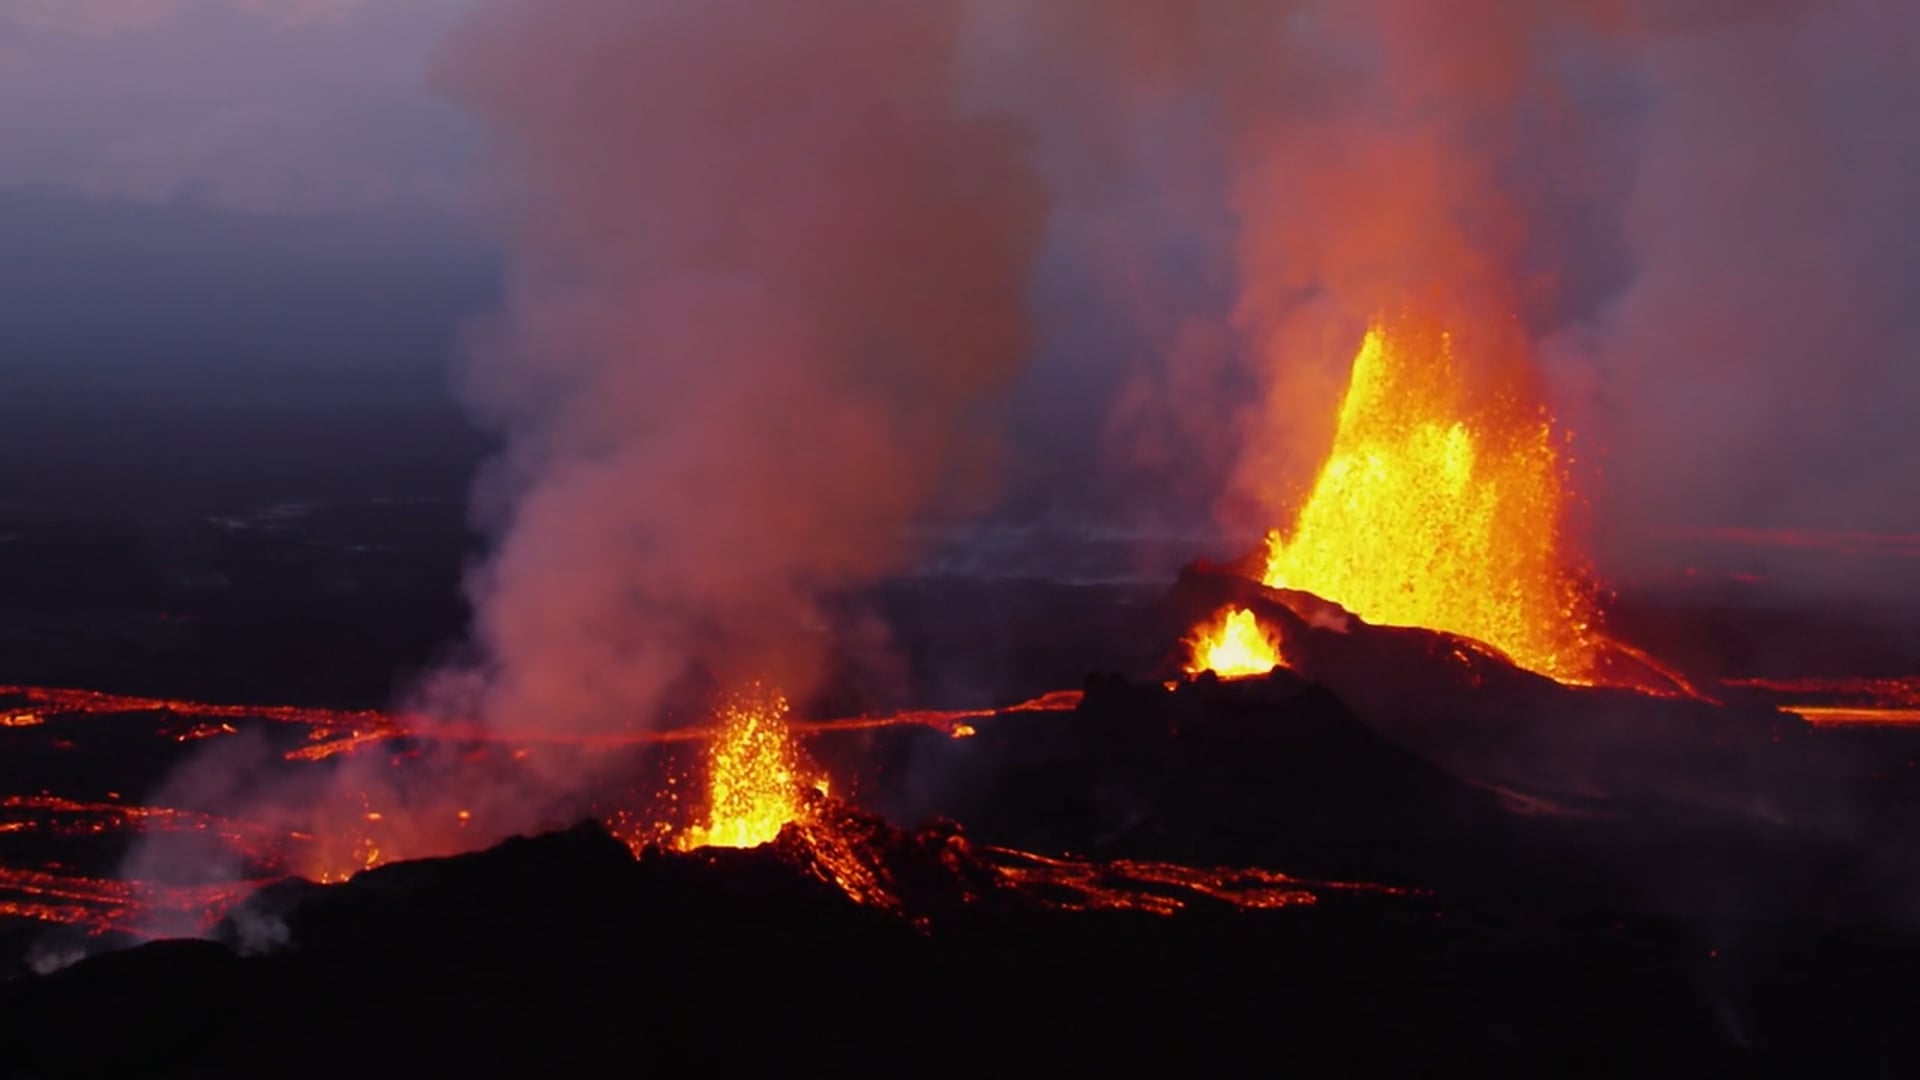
[1187,607,1285,679]
[676,683,812,851]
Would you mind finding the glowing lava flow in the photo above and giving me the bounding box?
[0,866,260,938]
[0,683,1054,763]
[676,685,812,850]
[1726,676,1920,726]
[1187,607,1284,678]
[1260,315,1600,683]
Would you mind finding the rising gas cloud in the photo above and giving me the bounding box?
[419,0,1046,737]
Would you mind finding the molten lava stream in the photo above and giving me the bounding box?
[1255,313,1646,689]
[0,865,264,938]
[1723,676,1920,725]
[0,682,1066,765]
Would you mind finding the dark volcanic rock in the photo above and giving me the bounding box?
[3,815,1920,1077]
[974,671,1503,885]
[814,655,1919,927]
[1154,563,1831,820]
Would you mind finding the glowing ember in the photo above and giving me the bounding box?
[677,684,808,851]
[172,721,237,743]
[1186,606,1284,679]
[1261,315,1599,682]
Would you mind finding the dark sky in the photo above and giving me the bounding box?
[0,189,499,519]
[0,3,496,517]
[0,190,497,406]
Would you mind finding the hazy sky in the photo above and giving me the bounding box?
[0,0,497,419]
[0,0,477,211]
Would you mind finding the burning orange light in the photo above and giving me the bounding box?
[1260,316,1599,682]
[1186,606,1284,679]
[677,684,808,851]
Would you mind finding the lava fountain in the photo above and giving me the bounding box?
[1260,313,1603,684]
[1187,607,1285,679]
[677,684,811,850]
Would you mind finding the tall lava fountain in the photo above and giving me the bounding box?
[1259,314,1599,682]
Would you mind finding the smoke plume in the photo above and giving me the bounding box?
[421,0,1045,736]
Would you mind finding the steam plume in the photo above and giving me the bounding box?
[423,0,1045,734]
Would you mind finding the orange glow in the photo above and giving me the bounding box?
[1260,316,1600,682]
[1186,606,1284,679]
[677,684,808,851]
[305,820,387,884]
